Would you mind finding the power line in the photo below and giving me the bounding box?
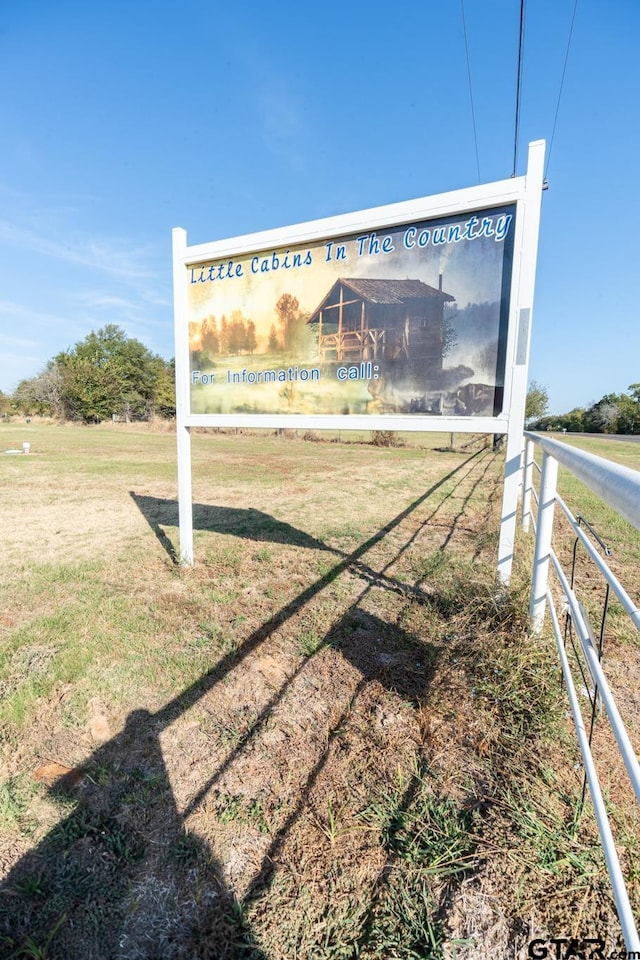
[513,0,526,177]
[461,0,481,183]
[546,0,579,179]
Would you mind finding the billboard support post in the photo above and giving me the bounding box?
[497,140,545,584]
[172,227,194,565]
[172,142,545,574]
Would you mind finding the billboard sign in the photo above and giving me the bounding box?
[185,204,515,423]
[173,147,543,433]
[172,140,545,573]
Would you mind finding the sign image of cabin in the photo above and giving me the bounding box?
[307,277,455,390]
[183,203,516,419]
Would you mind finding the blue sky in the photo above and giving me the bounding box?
[0,0,637,415]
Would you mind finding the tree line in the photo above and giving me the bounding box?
[1,325,175,424]
[194,311,258,358]
[1,293,312,425]
[191,293,311,366]
[528,383,640,434]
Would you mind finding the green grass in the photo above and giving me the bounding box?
[363,769,477,877]
[556,433,640,470]
[0,776,40,833]
[296,631,326,657]
[527,435,640,651]
[281,764,481,959]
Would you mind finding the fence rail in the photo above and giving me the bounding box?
[521,431,640,952]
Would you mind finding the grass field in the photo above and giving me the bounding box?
[0,422,638,959]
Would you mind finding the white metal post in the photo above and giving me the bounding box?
[521,438,535,532]
[529,450,558,632]
[496,139,545,584]
[176,424,194,564]
[546,595,640,953]
[173,227,195,565]
[497,431,524,584]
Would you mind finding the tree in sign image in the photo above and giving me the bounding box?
[275,294,309,354]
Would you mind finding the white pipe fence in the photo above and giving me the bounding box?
[521,431,640,953]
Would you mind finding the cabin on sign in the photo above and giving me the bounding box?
[307,277,455,383]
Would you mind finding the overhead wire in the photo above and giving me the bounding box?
[513,0,526,176]
[460,0,481,183]
[463,0,577,184]
[545,0,579,180]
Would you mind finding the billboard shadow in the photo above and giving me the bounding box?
[130,493,339,563]
[2,450,491,957]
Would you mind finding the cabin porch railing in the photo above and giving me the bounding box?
[521,431,640,952]
[318,328,386,361]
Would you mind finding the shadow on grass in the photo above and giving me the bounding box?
[0,709,266,960]
[1,449,494,959]
[129,494,338,563]
[241,607,441,911]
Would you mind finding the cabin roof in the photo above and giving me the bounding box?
[308,277,455,323]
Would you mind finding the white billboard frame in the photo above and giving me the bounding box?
[173,140,545,576]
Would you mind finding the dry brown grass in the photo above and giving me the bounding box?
[0,423,637,958]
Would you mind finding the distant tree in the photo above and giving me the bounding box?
[629,383,640,402]
[267,324,280,353]
[536,385,640,436]
[612,393,640,434]
[11,364,66,417]
[154,358,176,419]
[597,402,622,432]
[245,320,257,355]
[441,305,458,357]
[530,409,586,433]
[563,408,586,432]
[201,316,219,355]
[275,294,310,353]
[55,354,122,422]
[54,324,173,423]
[530,382,640,435]
[37,364,66,416]
[11,378,49,416]
[219,315,229,354]
[525,381,549,424]
[623,383,640,434]
[227,310,248,355]
[583,392,628,433]
[442,317,457,357]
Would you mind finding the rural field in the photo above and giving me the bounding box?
[0,422,639,959]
